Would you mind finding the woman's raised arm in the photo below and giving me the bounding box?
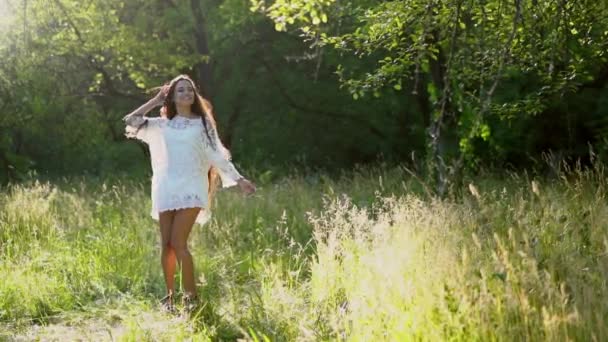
[122,85,169,127]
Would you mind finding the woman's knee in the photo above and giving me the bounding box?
[171,241,190,258]
[161,241,174,252]
[169,208,198,257]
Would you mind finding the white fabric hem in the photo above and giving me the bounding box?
[150,205,212,226]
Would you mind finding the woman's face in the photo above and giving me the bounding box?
[173,79,195,107]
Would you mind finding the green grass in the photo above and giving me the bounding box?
[1,162,607,341]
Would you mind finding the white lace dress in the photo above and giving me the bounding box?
[122,112,243,226]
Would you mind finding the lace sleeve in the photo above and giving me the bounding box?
[202,119,243,188]
[122,112,151,143]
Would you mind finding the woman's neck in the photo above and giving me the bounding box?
[175,105,194,118]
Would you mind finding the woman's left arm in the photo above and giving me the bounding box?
[203,122,255,194]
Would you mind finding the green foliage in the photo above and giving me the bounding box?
[0,0,421,183]
[251,0,334,32]
[255,0,608,183]
[1,0,608,184]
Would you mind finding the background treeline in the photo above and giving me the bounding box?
[0,0,607,185]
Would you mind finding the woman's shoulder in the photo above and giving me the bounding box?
[145,116,168,127]
[163,115,206,129]
[148,115,167,122]
[139,114,208,131]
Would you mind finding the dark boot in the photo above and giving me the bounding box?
[181,293,199,317]
[159,292,177,315]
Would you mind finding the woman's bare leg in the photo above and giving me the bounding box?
[170,207,201,298]
[159,210,177,296]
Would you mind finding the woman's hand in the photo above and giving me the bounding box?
[153,84,170,106]
[123,84,170,124]
[237,178,257,196]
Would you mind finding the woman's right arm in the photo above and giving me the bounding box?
[122,85,169,127]
[122,99,159,128]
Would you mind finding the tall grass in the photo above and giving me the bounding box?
[1,162,607,341]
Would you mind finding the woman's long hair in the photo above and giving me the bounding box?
[156,74,232,208]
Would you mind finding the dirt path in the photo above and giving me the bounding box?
[2,300,198,341]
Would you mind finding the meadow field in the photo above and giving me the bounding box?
[1,162,607,341]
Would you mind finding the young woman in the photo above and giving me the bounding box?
[122,74,256,314]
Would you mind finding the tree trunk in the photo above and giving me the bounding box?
[189,0,214,100]
[223,65,257,149]
[427,28,462,197]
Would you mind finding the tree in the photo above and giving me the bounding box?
[0,0,419,182]
[253,0,608,194]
